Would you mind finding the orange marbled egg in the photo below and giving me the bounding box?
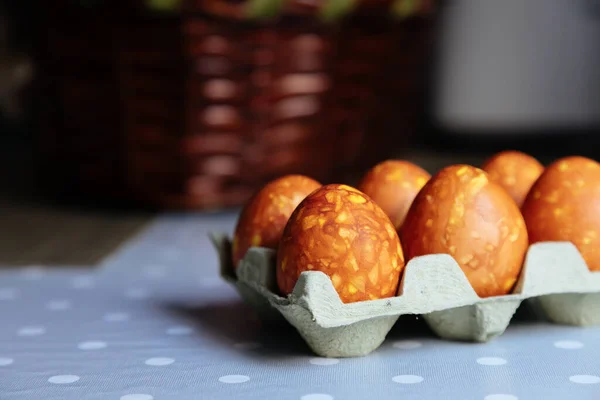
[232,174,321,268]
[522,156,600,271]
[401,165,528,298]
[276,184,405,303]
[357,160,431,230]
[481,150,544,207]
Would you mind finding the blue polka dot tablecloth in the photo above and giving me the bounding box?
[2,212,600,400]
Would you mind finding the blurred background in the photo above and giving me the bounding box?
[0,0,598,266]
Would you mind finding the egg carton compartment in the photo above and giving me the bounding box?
[209,233,600,357]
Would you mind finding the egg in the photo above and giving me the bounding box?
[521,156,600,271]
[276,184,405,303]
[481,150,544,207]
[401,165,528,298]
[231,174,322,268]
[357,160,431,230]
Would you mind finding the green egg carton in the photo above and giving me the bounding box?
[209,232,600,358]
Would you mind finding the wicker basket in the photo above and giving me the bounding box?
[36,0,435,209]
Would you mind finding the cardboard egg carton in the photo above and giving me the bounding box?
[209,233,600,358]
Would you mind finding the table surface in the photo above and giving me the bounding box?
[2,212,600,400]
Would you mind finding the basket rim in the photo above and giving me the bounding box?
[187,0,434,21]
[71,0,435,22]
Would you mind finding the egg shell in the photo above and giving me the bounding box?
[276,184,405,304]
[401,164,528,298]
[481,150,544,207]
[357,160,431,230]
[522,156,600,271]
[232,174,321,268]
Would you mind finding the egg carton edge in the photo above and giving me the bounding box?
[208,232,600,357]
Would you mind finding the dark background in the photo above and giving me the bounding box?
[0,0,598,265]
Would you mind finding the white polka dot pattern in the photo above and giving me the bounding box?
[392,375,424,384]
[166,326,194,336]
[301,394,334,400]
[554,340,584,349]
[309,358,339,366]
[0,358,14,366]
[46,300,71,311]
[78,341,107,350]
[477,357,507,366]
[219,375,250,384]
[145,358,175,366]
[393,340,422,350]
[17,327,46,337]
[569,375,600,384]
[2,217,600,400]
[484,395,519,400]
[120,395,154,400]
[103,312,130,322]
[48,375,80,384]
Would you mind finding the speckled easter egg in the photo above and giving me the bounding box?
[402,165,528,298]
[357,160,431,230]
[522,156,600,271]
[481,150,544,207]
[231,175,321,268]
[276,184,405,303]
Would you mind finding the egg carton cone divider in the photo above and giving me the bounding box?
[210,233,600,357]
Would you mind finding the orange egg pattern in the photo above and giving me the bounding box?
[522,156,600,271]
[357,160,431,230]
[276,184,405,303]
[232,174,321,268]
[401,165,528,298]
[481,150,544,207]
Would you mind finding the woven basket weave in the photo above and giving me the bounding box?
[36,0,434,209]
